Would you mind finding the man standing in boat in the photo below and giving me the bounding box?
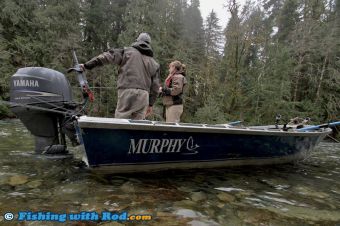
[80,32,160,120]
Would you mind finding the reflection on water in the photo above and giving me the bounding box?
[0,119,339,226]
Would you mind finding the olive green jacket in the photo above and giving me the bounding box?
[84,42,160,106]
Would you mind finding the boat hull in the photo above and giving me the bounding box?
[76,117,331,173]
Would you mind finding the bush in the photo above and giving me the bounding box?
[193,100,226,124]
[0,103,11,119]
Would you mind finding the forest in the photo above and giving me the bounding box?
[0,0,339,125]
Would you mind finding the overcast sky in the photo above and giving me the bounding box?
[199,0,246,28]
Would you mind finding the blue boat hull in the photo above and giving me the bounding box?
[76,117,330,172]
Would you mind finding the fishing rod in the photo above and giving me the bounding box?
[67,50,94,103]
[297,121,340,132]
[228,120,242,126]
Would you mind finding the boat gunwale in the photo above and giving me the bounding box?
[77,116,332,137]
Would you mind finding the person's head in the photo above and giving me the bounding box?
[136,32,151,44]
[169,60,183,74]
[181,64,186,76]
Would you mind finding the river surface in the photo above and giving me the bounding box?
[0,119,339,226]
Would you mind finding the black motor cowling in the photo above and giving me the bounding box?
[10,67,78,153]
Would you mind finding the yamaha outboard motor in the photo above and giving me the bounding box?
[10,67,78,154]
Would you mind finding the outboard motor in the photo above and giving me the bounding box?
[10,67,79,154]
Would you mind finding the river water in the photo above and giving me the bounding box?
[0,119,339,226]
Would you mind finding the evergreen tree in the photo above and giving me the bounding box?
[200,10,223,105]
[204,10,223,58]
[81,0,129,116]
[183,0,205,61]
[220,0,244,114]
[0,0,339,123]
[180,0,207,121]
[276,0,299,43]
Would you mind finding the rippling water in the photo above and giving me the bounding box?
[0,119,339,226]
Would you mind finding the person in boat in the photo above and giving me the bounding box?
[160,60,187,123]
[80,32,160,120]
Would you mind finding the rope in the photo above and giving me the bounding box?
[327,135,340,143]
[1,100,74,116]
[29,96,73,113]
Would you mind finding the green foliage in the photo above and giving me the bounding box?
[0,104,10,119]
[0,0,338,125]
[192,96,226,124]
[276,0,299,42]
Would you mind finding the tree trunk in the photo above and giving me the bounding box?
[293,54,304,102]
[315,54,328,101]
